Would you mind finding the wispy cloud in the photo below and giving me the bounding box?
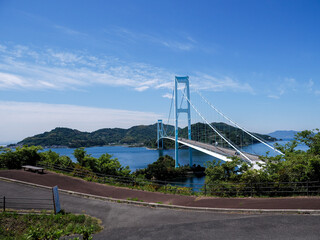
[0,101,162,142]
[0,43,255,94]
[191,73,254,93]
[307,79,314,91]
[0,44,173,91]
[306,79,320,96]
[106,27,195,52]
[162,93,173,99]
[134,86,149,92]
[54,25,87,37]
[267,77,297,99]
[268,94,280,99]
[0,72,29,88]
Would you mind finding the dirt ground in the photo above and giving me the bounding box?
[1,169,319,209]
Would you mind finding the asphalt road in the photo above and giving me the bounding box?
[1,180,320,240]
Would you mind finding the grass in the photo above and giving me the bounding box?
[127,197,144,202]
[0,211,102,240]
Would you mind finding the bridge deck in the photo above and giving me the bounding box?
[165,137,261,163]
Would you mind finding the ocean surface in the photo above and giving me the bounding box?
[43,139,308,187]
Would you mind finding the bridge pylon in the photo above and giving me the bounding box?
[175,76,192,168]
[157,119,164,149]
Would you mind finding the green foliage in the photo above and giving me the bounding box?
[0,212,102,239]
[73,148,131,177]
[73,147,87,166]
[17,125,161,148]
[0,145,42,169]
[95,153,130,176]
[204,130,320,196]
[40,150,73,168]
[135,155,188,181]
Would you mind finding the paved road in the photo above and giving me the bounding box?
[1,180,320,240]
[2,170,320,210]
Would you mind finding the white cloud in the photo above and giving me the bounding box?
[191,73,254,93]
[0,44,173,91]
[0,72,29,88]
[267,77,297,99]
[107,27,195,52]
[134,86,149,92]
[160,40,193,51]
[268,94,280,99]
[307,79,314,90]
[0,101,162,143]
[0,43,255,94]
[162,93,173,99]
[306,79,320,96]
[54,25,86,37]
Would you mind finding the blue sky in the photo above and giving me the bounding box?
[0,0,319,143]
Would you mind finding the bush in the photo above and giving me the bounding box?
[0,145,42,169]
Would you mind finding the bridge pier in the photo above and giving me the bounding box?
[175,76,192,168]
[157,119,163,149]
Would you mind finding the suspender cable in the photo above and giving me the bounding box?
[180,89,252,163]
[195,89,284,156]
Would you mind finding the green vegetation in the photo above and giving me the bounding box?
[205,129,320,196]
[0,145,43,169]
[0,211,102,240]
[0,146,130,177]
[72,147,131,177]
[134,155,188,181]
[182,122,276,147]
[12,122,275,149]
[127,197,143,202]
[14,124,162,148]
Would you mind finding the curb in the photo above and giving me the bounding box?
[1,176,320,215]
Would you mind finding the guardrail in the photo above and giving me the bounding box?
[0,196,53,212]
[37,162,320,197]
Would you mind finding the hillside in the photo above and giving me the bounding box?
[17,125,161,148]
[268,130,299,139]
[16,123,276,148]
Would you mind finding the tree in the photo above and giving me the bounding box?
[135,155,188,181]
[0,145,42,169]
[73,148,87,166]
[96,153,130,176]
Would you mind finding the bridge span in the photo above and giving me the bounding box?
[163,137,262,164]
[158,76,282,168]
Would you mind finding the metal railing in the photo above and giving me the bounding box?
[37,162,320,197]
[0,196,53,212]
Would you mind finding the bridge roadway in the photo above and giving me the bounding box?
[164,137,261,163]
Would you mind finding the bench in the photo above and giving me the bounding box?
[22,165,45,173]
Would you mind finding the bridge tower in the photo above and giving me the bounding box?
[157,119,164,149]
[175,76,192,168]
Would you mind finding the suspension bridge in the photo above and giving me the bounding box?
[157,76,284,168]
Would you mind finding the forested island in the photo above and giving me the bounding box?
[12,122,276,148]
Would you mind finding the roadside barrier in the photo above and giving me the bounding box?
[0,196,53,212]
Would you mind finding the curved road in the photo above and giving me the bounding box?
[1,180,320,240]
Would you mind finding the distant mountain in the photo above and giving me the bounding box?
[14,122,276,148]
[268,130,299,140]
